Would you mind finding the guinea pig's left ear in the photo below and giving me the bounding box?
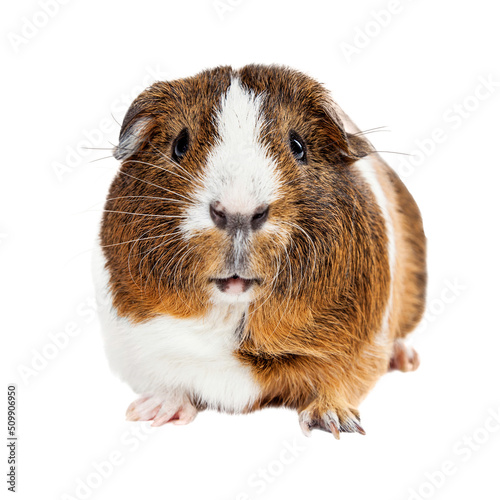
[321,100,372,161]
[113,97,158,161]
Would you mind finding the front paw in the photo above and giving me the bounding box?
[126,393,197,427]
[298,401,365,439]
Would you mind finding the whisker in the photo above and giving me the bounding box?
[110,113,121,128]
[188,252,205,307]
[116,169,194,203]
[124,158,199,186]
[157,242,197,312]
[101,228,181,249]
[88,155,115,164]
[281,221,318,281]
[141,233,185,289]
[248,248,283,319]
[353,126,389,136]
[148,142,200,184]
[171,244,198,288]
[102,209,188,219]
[369,149,412,156]
[126,223,182,289]
[103,195,188,205]
[81,146,115,151]
[268,241,295,342]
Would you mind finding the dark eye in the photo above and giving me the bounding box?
[172,128,190,162]
[289,131,306,163]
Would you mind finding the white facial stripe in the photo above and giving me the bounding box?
[181,78,282,235]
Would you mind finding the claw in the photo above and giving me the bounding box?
[349,411,366,435]
[329,421,341,440]
[353,421,366,435]
[299,411,313,437]
[299,405,364,438]
[300,422,312,437]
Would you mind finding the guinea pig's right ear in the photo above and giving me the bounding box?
[344,132,372,160]
[113,99,158,161]
[320,98,372,161]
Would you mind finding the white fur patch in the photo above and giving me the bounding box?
[355,157,396,345]
[92,246,261,412]
[181,78,282,235]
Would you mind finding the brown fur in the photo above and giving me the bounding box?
[99,65,426,434]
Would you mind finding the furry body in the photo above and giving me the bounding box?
[94,65,426,436]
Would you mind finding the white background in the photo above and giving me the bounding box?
[2,1,500,499]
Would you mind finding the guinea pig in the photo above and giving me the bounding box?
[93,64,426,438]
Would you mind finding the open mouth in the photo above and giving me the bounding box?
[212,275,260,295]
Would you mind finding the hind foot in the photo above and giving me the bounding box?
[389,339,420,372]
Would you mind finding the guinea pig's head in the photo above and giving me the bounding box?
[100,65,372,323]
